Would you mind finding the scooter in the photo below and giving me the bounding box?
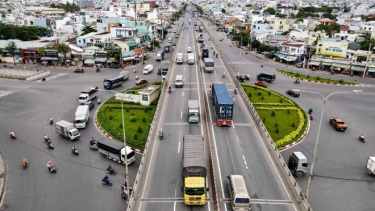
[159,132,163,140]
[22,162,28,169]
[222,73,226,78]
[294,80,300,84]
[72,148,79,156]
[48,164,57,173]
[10,134,16,139]
[234,89,238,94]
[107,169,116,175]
[96,68,100,72]
[102,178,113,186]
[50,119,53,125]
[47,142,54,150]
[310,114,314,120]
[121,185,133,200]
[359,135,365,142]
[168,87,171,94]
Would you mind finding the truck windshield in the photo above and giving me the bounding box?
[204,62,214,67]
[75,120,85,124]
[78,96,87,100]
[127,151,135,159]
[71,130,79,136]
[185,187,205,195]
[190,112,198,117]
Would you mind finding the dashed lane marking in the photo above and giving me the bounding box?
[34,73,68,82]
[0,90,19,99]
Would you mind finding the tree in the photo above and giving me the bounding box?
[360,39,375,51]
[5,41,18,64]
[81,25,97,36]
[314,23,340,37]
[252,40,261,49]
[37,47,46,57]
[264,7,277,15]
[104,43,121,61]
[55,43,70,64]
[50,3,56,8]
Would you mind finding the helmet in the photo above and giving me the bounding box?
[48,161,52,164]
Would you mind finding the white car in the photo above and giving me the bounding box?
[143,64,154,74]
[187,47,192,53]
[173,29,176,33]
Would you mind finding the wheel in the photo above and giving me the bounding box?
[295,171,304,178]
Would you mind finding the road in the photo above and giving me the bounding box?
[0,21,179,211]
[200,17,375,211]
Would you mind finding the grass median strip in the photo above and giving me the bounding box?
[276,69,357,85]
[242,84,308,148]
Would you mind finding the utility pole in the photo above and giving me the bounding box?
[364,43,372,78]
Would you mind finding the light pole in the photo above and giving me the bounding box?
[303,89,363,200]
[93,88,131,202]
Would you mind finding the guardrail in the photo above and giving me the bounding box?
[127,21,185,210]
[203,19,313,211]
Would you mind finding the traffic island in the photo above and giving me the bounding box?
[96,84,160,151]
[242,84,308,149]
[276,69,358,86]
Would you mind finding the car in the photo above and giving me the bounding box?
[172,43,176,47]
[236,74,250,82]
[187,47,192,53]
[330,117,347,131]
[255,81,268,88]
[200,43,206,49]
[175,34,179,38]
[173,29,176,33]
[295,63,303,68]
[85,101,95,110]
[286,89,300,97]
[168,39,172,43]
[136,79,148,85]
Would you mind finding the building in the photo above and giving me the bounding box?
[316,38,348,58]
[268,18,289,32]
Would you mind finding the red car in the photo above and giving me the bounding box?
[136,79,148,85]
[255,81,268,88]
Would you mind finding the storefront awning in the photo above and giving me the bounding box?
[332,62,351,69]
[95,58,107,63]
[84,58,95,64]
[368,67,375,72]
[276,53,287,58]
[41,57,59,61]
[322,62,332,66]
[123,57,135,62]
[309,61,321,66]
[284,56,298,62]
[58,53,71,58]
[351,65,365,72]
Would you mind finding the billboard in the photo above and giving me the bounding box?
[316,40,348,58]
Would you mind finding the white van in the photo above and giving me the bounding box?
[175,75,184,88]
[227,175,251,210]
[143,64,154,74]
[187,47,192,53]
[168,38,172,43]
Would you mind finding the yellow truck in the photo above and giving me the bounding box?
[182,135,208,205]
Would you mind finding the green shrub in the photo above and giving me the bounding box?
[292,122,296,127]
[261,96,264,100]
[316,76,321,81]
[142,117,146,123]
[134,134,138,139]
[109,108,113,112]
[295,73,300,77]
[268,91,271,96]
[248,93,252,98]
[279,98,283,103]
[257,91,262,96]
[137,126,142,133]
[338,79,344,84]
[287,110,290,114]
[109,115,113,120]
[275,128,279,133]
[119,123,123,128]
[130,116,136,122]
[126,109,129,112]
[306,75,310,78]
[275,122,278,127]
[131,113,134,116]
[263,117,266,123]
[271,110,275,116]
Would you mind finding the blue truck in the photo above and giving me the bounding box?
[211,83,233,126]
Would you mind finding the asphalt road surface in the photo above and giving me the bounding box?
[0,21,179,211]
[201,17,375,211]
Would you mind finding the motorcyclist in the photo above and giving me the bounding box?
[102,175,109,183]
[49,117,53,124]
[260,63,263,67]
[47,139,52,147]
[44,134,49,140]
[360,134,365,140]
[22,158,28,165]
[222,72,226,78]
[168,86,171,93]
[47,161,54,169]
[308,107,313,114]
[135,75,139,80]
[107,165,114,173]
[90,137,96,145]
[234,86,238,94]
[159,129,163,137]
[97,97,101,104]
[72,146,77,152]
[10,131,15,137]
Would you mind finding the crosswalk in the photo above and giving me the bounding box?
[0,90,19,99]
[34,73,68,83]
[227,61,256,65]
[162,61,170,64]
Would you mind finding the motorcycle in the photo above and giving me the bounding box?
[222,73,226,78]
[216,54,218,58]
[47,142,54,150]
[96,68,100,72]
[121,184,133,200]
[359,135,365,142]
[107,169,116,175]
[168,87,171,94]
[234,89,238,94]
[294,80,300,84]
[48,164,57,173]
[22,162,28,169]
[49,119,53,125]
[102,178,113,186]
[310,114,314,120]
[159,132,163,140]
[10,134,16,139]
[72,148,79,156]
[90,138,98,150]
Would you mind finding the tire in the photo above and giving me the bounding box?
[296,171,304,178]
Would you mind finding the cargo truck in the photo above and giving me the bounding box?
[155,50,164,61]
[188,53,195,65]
[366,157,375,175]
[176,53,183,64]
[78,86,99,104]
[182,135,208,205]
[188,100,199,123]
[97,138,136,165]
[55,120,80,141]
[211,83,233,126]
[199,25,204,32]
[288,152,309,177]
[203,58,214,72]
[74,105,90,128]
[257,73,276,83]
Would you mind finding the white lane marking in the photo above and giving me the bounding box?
[174,188,177,211]
[236,135,240,144]
[182,91,184,97]
[180,111,182,119]
[243,155,248,170]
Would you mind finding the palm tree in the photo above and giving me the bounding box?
[5,41,17,64]
[37,47,46,57]
[55,43,70,64]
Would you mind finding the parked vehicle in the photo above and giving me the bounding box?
[288,152,309,177]
[188,100,200,123]
[187,53,195,65]
[255,81,268,88]
[211,83,233,126]
[109,63,119,68]
[182,135,208,205]
[103,76,125,90]
[256,73,276,83]
[74,105,90,129]
[97,138,136,165]
[55,120,80,141]
[143,64,154,74]
[330,117,347,131]
[78,86,99,104]
[176,53,183,64]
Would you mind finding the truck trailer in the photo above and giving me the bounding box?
[176,53,183,64]
[182,135,207,205]
[187,53,195,65]
[78,86,99,104]
[257,73,276,83]
[188,100,200,123]
[211,83,233,126]
[97,138,136,165]
[55,120,80,141]
[74,105,90,128]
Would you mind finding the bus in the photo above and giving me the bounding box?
[103,75,125,90]
[227,175,251,210]
[201,47,209,59]
[203,58,214,72]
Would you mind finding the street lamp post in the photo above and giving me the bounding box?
[302,89,363,200]
[93,88,130,202]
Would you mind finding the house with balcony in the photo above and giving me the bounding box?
[110,27,138,40]
[76,32,111,47]
[334,25,359,42]
[276,42,305,62]
[268,18,289,33]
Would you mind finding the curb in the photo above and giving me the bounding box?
[0,151,6,206]
[277,71,360,86]
[279,117,311,152]
[94,109,144,154]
